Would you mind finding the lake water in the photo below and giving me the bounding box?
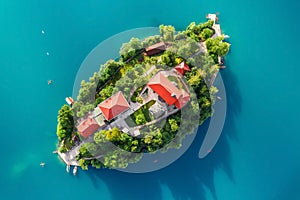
[1,0,300,199]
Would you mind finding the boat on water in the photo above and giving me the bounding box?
[66,165,70,173]
[48,80,52,85]
[220,66,226,69]
[40,162,45,167]
[224,34,230,39]
[73,166,77,175]
[65,97,74,107]
[52,150,58,154]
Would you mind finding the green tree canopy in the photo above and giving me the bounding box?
[160,25,175,42]
[56,105,74,141]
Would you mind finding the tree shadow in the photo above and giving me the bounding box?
[85,67,241,200]
[86,168,163,200]
[274,169,300,200]
[220,61,242,141]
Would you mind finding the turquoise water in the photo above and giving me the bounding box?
[1,0,300,199]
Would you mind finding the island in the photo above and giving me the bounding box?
[55,14,230,172]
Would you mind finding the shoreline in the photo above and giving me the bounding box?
[57,13,230,170]
[58,147,80,166]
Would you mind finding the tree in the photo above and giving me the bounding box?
[168,119,179,132]
[161,53,172,66]
[113,75,134,98]
[56,105,74,141]
[142,35,162,47]
[105,127,122,142]
[76,102,94,118]
[187,68,202,87]
[200,28,214,41]
[217,42,230,57]
[160,25,175,42]
[98,85,114,101]
[134,76,147,88]
[58,144,67,153]
[135,113,146,125]
[144,135,153,144]
[98,60,122,87]
[79,142,97,157]
[206,36,230,60]
[91,159,102,169]
[169,38,199,59]
[185,20,214,42]
[94,130,107,144]
[174,31,186,40]
[79,159,89,170]
[120,38,143,61]
[77,76,98,104]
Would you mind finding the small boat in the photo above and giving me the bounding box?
[46,52,50,56]
[220,66,226,69]
[65,97,74,106]
[224,35,230,39]
[48,80,52,85]
[41,30,45,34]
[66,165,70,173]
[40,162,45,167]
[73,166,77,175]
[52,150,58,154]
[217,96,222,100]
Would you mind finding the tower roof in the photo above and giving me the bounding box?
[174,62,190,75]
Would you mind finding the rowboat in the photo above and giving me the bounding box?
[65,97,74,106]
[66,165,70,173]
[73,166,77,175]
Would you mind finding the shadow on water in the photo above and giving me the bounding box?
[274,171,300,200]
[85,67,241,200]
[273,163,300,200]
[221,61,242,141]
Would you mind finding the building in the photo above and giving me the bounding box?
[179,90,191,107]
[149,101,166,119]
[98,91,130,121]
[174,62,190,76]
[77,117,100,138]
[147,72,190,109]
[144,42,166,56]
[91,107,106,127]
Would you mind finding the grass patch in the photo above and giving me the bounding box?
[125,117,137,128]
[126,100,156,126]
[131,85,146,103]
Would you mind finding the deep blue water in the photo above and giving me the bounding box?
[1,0,300,199]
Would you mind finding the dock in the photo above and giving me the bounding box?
[206,13,229,85]
[57,148,80,166]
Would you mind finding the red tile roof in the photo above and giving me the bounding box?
[98,91,130,121]
[175,90,190,108]
[77,117,100,138]
[174,62,190,75]
[148,72,189,109]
